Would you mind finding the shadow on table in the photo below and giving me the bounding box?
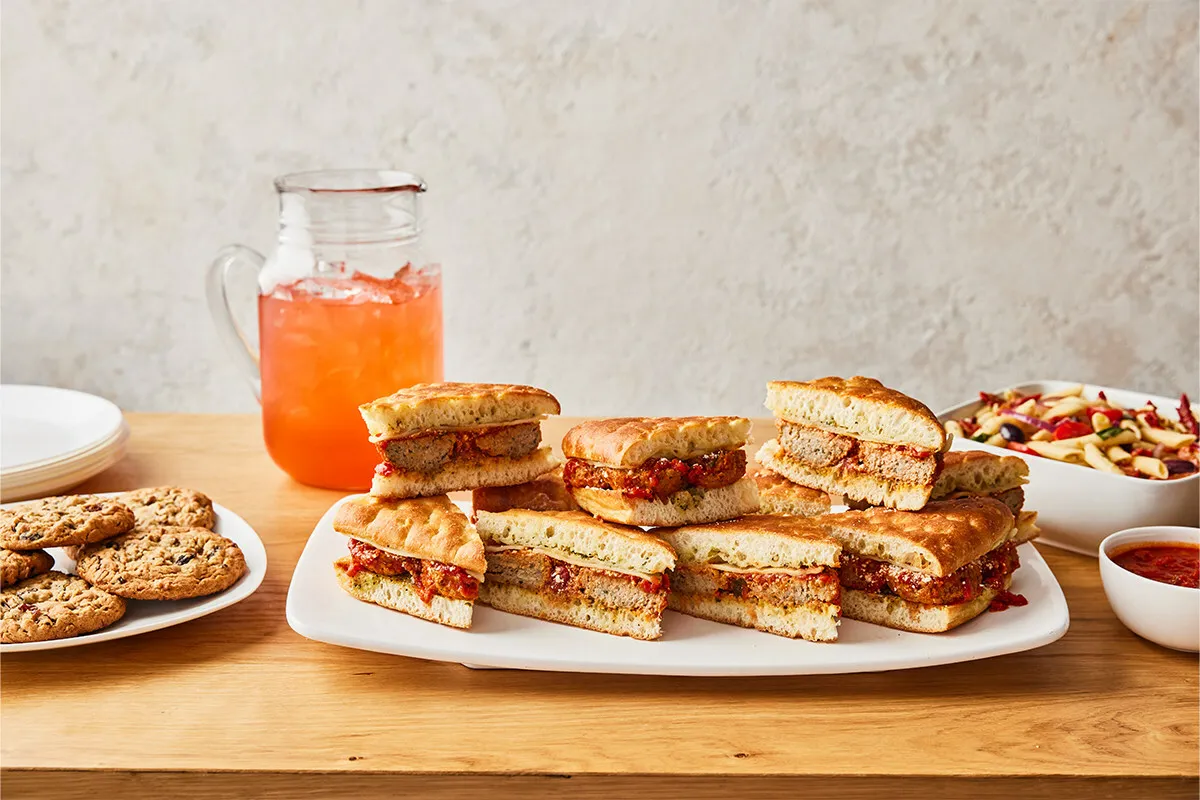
[1,586,277,688]
[379,612,1167,700]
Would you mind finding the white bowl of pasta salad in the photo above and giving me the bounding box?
[939,380,1200,557]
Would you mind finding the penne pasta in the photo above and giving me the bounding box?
[1044,397,1090,421]
[1057,429,1138,448]
[985,432,1006,447]
[1031,430,1053,442]
[1107,446,1132,464]
[1090,412,1112,432]
[1025,440,1086,463]
[1139,424,1197,449]
[1131,455,1169,479]
[1083,443,1124,475]
[1042,385,1084,403]
[976,415,1006,436]
[1013,398,1038,415]
[945,420,964,439]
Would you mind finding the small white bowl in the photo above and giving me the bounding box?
[940,380,1200,556]
[1099,526,1200,652]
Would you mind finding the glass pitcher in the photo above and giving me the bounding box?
[207,169,443,491]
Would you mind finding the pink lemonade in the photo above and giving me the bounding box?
[258,268,442,489]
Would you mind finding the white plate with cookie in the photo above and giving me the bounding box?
[1,492,267,653]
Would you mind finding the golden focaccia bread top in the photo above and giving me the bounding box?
[333,495,486,574]
[751,465,834,506]
[933,450,1029,498]
[653,514,840,570]
[475,509,676,575]
[765,376,946,452]
[359,382,560,440]
[816,497,1014,577]
[471,467,579,515]
[561,416,751,467]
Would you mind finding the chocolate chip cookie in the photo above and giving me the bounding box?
[118,486,217,530]
[74,527,247,600]
[0,495,135,550]
[0,548,55,588]
[1,571,126,644]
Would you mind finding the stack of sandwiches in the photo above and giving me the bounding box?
[560,416,760,526]
[332,495,486,629]
[656,515,841,641]
[329,375,1038,643]
[758,376,949,510]
[332,382,561,629]
[360,382,560,498]
[474,509,676,640]
[752,376,1038,634]
[816,497,1022,633]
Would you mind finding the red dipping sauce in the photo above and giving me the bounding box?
[1110,542,1200,589]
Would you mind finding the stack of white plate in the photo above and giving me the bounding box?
[1,385,130,503]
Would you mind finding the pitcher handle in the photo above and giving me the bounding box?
[206,244,265,401]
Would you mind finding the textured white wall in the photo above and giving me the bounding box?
[2,0,1197,417]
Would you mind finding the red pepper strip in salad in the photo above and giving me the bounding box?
[1006,441,1039,456]
[1054,421,1092,440]
[1140,403,1163,429]
[1179,394,1199,436]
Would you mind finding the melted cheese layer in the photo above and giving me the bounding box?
[705,563,827,577]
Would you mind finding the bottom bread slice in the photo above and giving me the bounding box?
[667,593,840,642]
[479,581,665,640]
[371,448,558,499]
[569,476,761,526]
[758,439,931,511]
[334,558,474,629]
[840,581,1009,634]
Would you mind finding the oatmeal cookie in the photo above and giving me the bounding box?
[0,495,135,550]
[74,526,247,600]
[0,548,55,588]
[1,571,126,644]
[118,486,217,530]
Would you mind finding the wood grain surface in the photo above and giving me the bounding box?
[1,414,1197,799]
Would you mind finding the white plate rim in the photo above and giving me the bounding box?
[2,424,129,485]
[286,496,1071,676]
[1,498,268,653]
[2,425,129,481]
[0,426,130,503]
[1,384,126,473]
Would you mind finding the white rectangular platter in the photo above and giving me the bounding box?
[286,496,1070,676]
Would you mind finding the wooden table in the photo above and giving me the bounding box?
[2,414,1197,799]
